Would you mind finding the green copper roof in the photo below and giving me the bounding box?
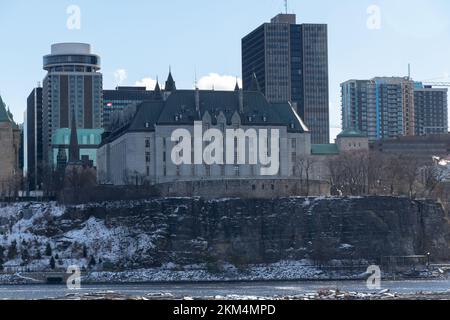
[311,144,339,155]
[337,129,367,138]
[0,95,12,122]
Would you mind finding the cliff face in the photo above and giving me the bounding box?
[1,197,449,271]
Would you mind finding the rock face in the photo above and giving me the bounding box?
[1,197,449,270]
[61,197,450,267]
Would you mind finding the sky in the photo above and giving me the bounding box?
[0,0,450,141]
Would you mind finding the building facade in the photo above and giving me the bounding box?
[24,87,43,190]
[242,14,330,144]
[42,43,103,167]
[0,95,21,195]
[341,77,415,142]
[103,86,157,130]
[97,85,312,186]
[414,84,448,136]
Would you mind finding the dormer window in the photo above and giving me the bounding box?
[263,116,267,122]
[145,122,150,128]
[175,115,179,121]
[290,123,295,129]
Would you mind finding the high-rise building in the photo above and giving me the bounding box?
[103,86,158,130]
[414,84,448,136]
[24,87,43,190]
[242,14,330,144]
[42,43,103,167]
[341,77,415,141]
[0,95,21,195]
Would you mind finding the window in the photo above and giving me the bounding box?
[145,139,150,148]
[146,166,150,177]
[291,139,297,149]
[234,165,240,176]
[145,152,151,163]
[205,165,211,177]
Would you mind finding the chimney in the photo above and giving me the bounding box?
[239,89,244,113]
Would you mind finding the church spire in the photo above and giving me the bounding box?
[234,79,240,91]
[165,67,176,92]
[154,77,162,99]
[69,110,80,163]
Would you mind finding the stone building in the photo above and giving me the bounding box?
[97,74,312,186]
[0,95,21,195]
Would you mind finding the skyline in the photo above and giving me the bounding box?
[1,0,450,141]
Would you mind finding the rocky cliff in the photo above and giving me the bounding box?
[0,196,449,272]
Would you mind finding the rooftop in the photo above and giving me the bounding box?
[311,144,339,155]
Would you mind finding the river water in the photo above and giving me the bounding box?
[0,280,449,300]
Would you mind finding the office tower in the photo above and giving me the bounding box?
[242,14,330,144]
[42,43,103,167]
[103,86,157,130]
[24,87,43,190]
[414,84,448,136]
[341,77,415,141]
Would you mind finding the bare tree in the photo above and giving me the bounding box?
[296,156,314,196]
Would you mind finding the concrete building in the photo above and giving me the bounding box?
[414,84,448,136]
[0,95,21,195]
[97,79,312,185]
[24,87,43,190]
[242,14,330,144]
[370,134,450,163]
[42,43,103,168]
[103,86,158,130]
[341,77,415,142]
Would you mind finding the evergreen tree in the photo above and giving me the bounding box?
[35,249,42,260]
[45,243,52,256]
[21,249,30,263]
[0,245,5,259]
[49,257,55,270]
[82,245,88,258]
[89,256,96,268]
[7,240,17,260]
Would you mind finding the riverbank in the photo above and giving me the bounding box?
[0,260,447,285]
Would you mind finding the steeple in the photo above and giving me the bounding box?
[68,111,80,163]
[249,73,261,92]
[154,78,162,100]
[234,79,240,91]
[165,67,176,92]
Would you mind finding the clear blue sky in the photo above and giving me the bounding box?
[1,0,450,140]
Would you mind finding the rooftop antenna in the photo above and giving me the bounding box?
[194,67,198,89]
[284,0,288,14]
[408,63,411,80]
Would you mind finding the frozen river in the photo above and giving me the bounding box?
[0,280,449,300]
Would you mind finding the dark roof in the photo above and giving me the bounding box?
[102,90,309,146]
[103,88,156,101]
[337,129,367,138]
[249,73,261,92]
[311,144,339,155]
